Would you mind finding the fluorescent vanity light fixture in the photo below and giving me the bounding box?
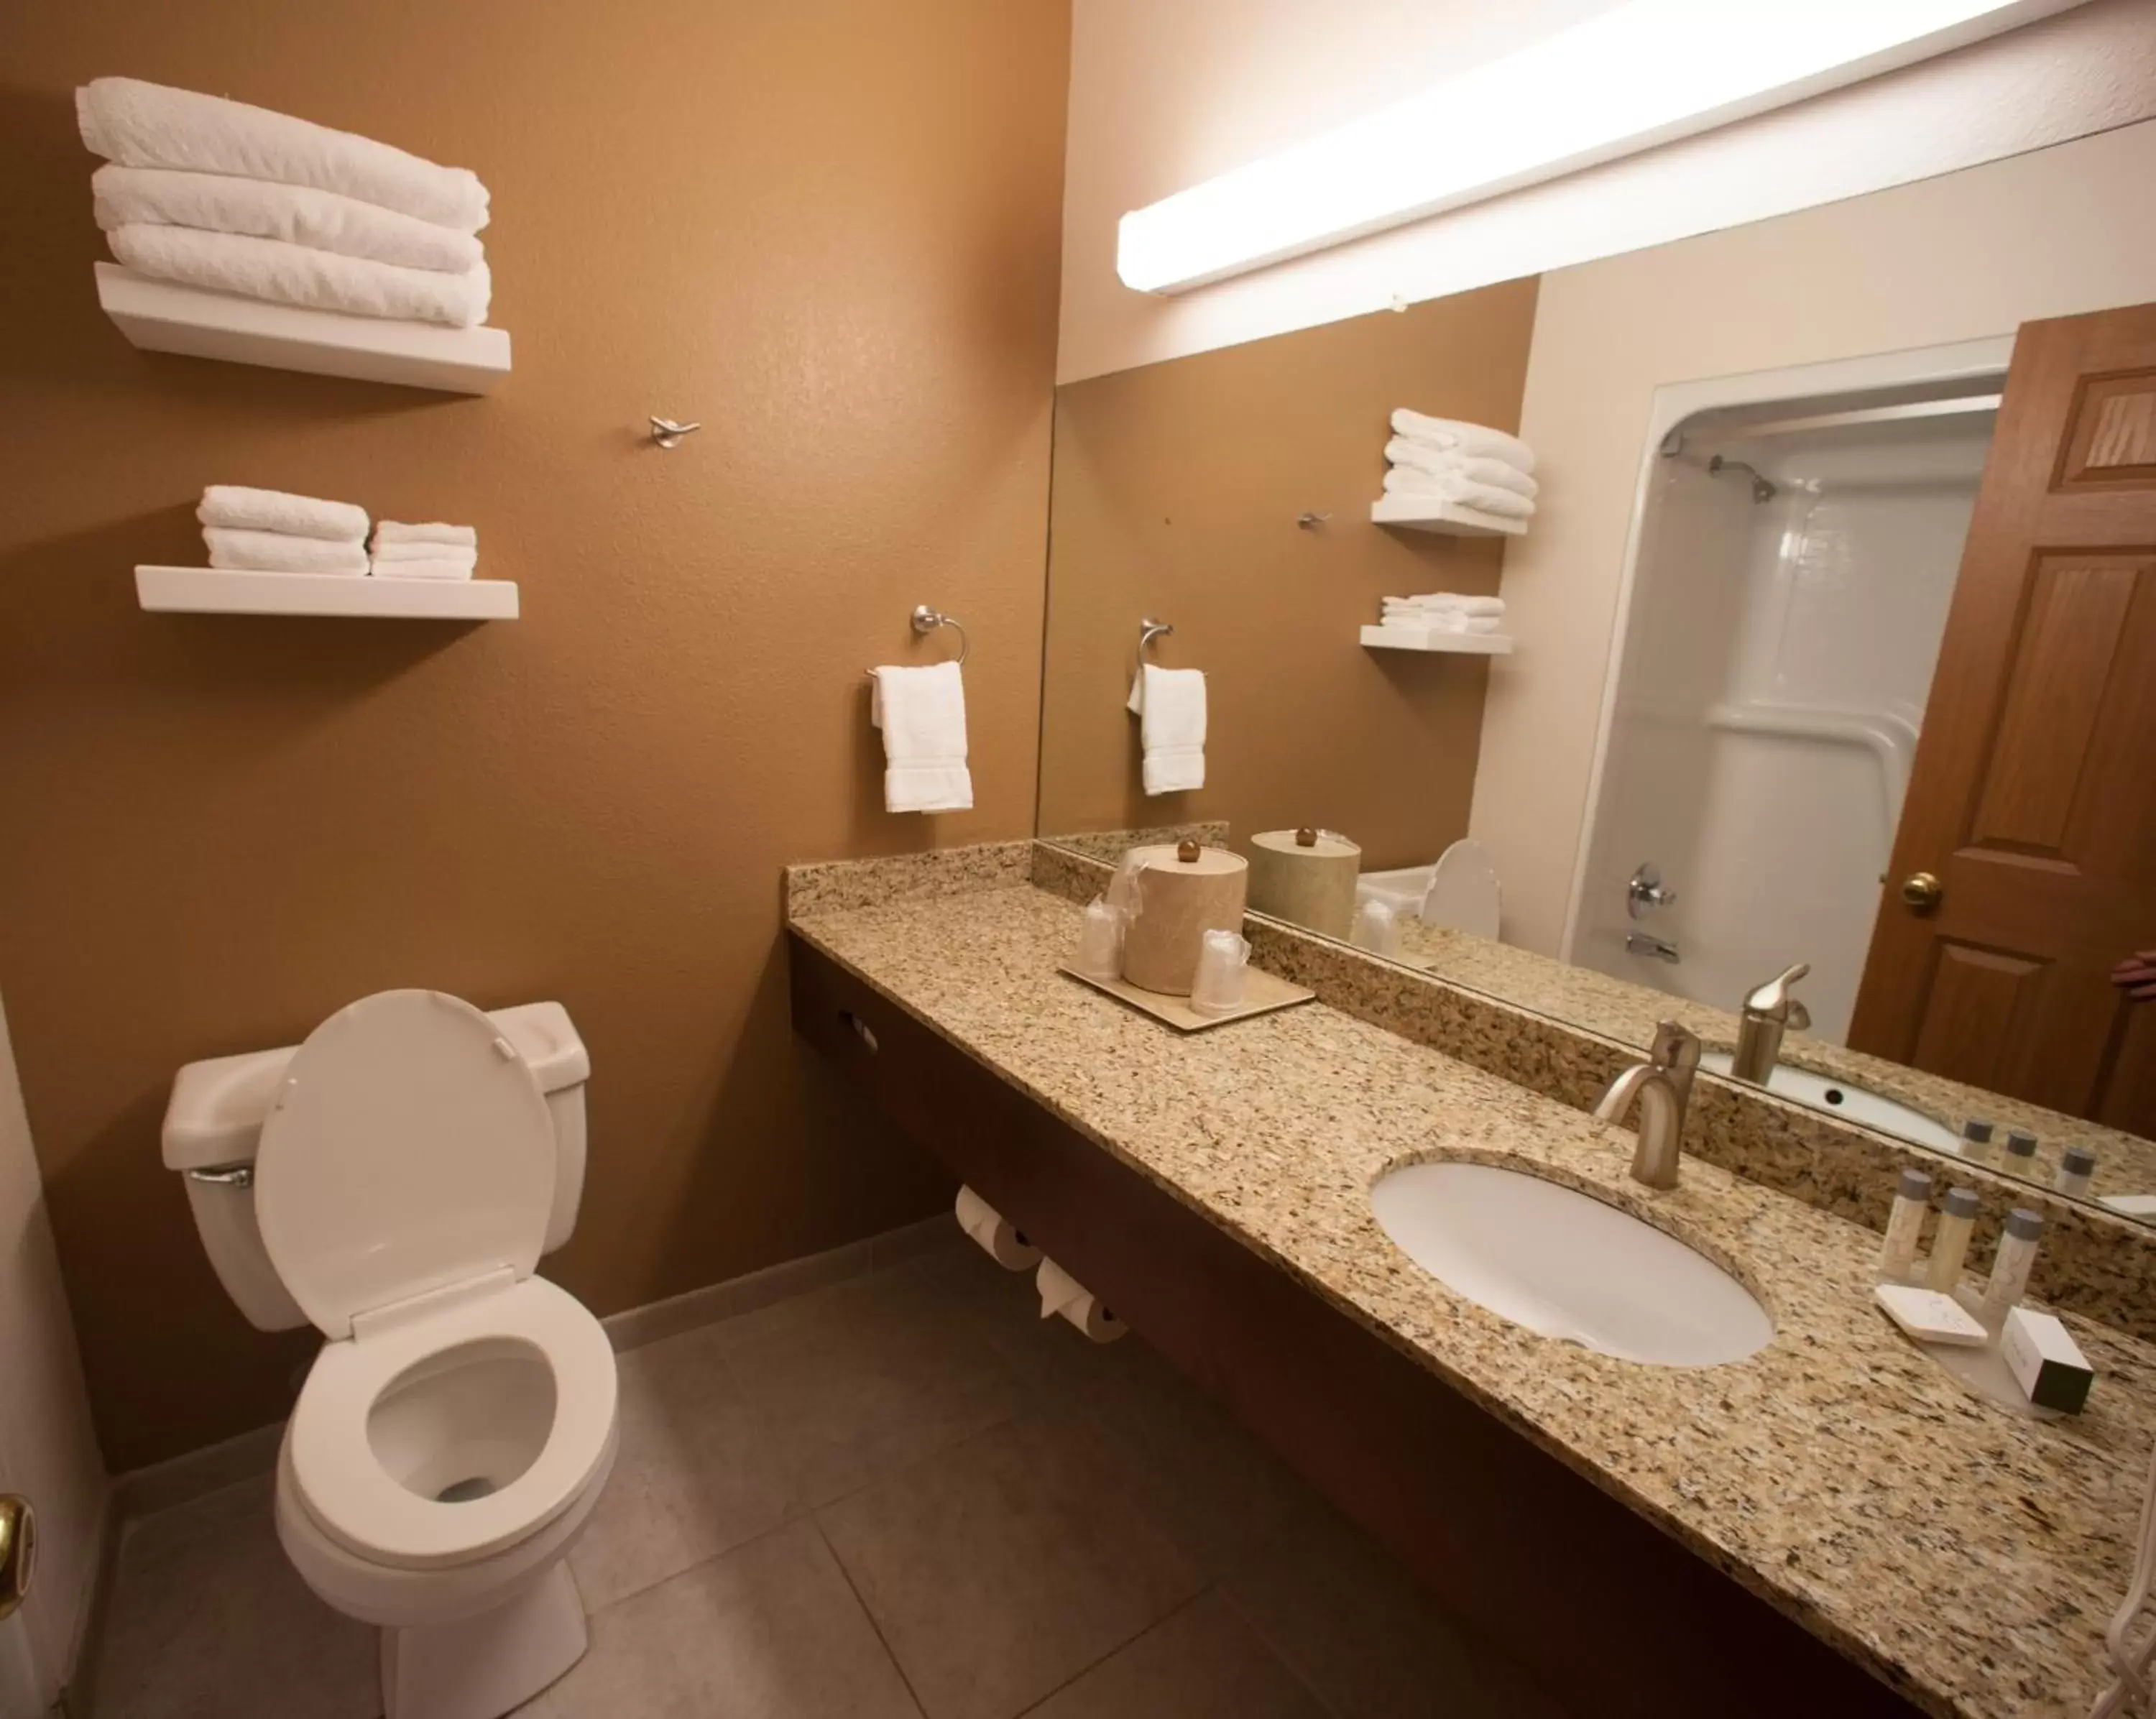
[1116,0,2086,294]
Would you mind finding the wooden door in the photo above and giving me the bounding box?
[1848,305,2156,1134]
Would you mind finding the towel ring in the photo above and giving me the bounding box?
[1138,618,1174,661]
[867,605,967,679]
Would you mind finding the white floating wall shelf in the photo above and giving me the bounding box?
[136,567,518,621]
[96,264,511,395]
[1360,625,1512,655]
[1368,496,1526,538]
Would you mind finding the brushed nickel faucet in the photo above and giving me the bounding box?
[1592,1020,1700,1190]
[1731,963,1812,1085]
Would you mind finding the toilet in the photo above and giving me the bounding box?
[1355,837,1504,939]
[161,990,618,1719]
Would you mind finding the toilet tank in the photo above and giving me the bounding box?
[161,999,591,1332]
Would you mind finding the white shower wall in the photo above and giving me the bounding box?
[1576,407,1995,1043]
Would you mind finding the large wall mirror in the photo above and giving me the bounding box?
[1036,124,2156,1225]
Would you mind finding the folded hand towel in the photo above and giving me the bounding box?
[93,165,482,275]
[77,77,489,234]
[197,484,367,542]
[369,541,477,569]
[107,223,489,327]
[870,662,973,814]
[369,556,472,581]
[371,521,478,549]
[1125,663,1207,796]
[1389,410,1535,474]
[1383,594,1504,617]
[1381,466,1535,519]
[1383,438,1539,498]
[204,526,368,574]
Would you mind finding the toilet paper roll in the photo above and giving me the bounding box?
[1035,1256,1127,1344]
[954,1184,1041,1271]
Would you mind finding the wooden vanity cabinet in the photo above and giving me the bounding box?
[790,931,1922,1719]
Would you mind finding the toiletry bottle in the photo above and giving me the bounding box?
[2004,1129,2040,1180]
[1959,1119,1998,1166]
[1878,1168,1932,1284]
[2055,1146,2096,1200]
[1924,1187,1979,1291]
[1979,1208,2045,1327]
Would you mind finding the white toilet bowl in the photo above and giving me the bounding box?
[165,990,620,1719]
[273,1280,620,1719]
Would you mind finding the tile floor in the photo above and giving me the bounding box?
[90,1235,1570,1719]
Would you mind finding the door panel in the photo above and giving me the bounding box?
[1850,307,2156,1134]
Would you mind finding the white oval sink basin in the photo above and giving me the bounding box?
[1371,1161,1773,1367]
[1696,1051,1961,1153]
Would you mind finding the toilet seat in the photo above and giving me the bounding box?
[288,1273,617,1571]
[1419,838,1503,939]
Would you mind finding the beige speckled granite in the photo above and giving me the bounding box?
[789,878,2156,1719]
[1388,918,2156,1215]
[1033,840,2156,1339]
[783,841,1032,916]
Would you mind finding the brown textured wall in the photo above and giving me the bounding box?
[0,0,1068,1469]
[1038,280,1539,872]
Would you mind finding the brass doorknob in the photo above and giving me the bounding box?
[1899,871,1944,912]
[0,1494,34,1623]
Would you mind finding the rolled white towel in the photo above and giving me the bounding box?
[370,541,476,570]
[204,526,368,575]
[1389,409,1535,474]
[106,224,489,328]
[1383,439,1539,499]
[370,520,477,549]
[1382,466,1535,520]
[93,165,482,275]
[197,484,367,543]
[370,556,471,581]
[76,77,488,234]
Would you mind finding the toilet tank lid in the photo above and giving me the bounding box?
[161,998,589,1171]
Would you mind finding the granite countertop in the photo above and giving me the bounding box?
[791,877,2156,1719]
[1388,918,2156,1212]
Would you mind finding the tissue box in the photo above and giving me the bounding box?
[2001,1307,2093,1414]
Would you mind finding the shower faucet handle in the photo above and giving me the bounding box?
[1627,862,1677,919]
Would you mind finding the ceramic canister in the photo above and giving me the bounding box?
[1118,840,1249,995]
[1247,827,1361,941]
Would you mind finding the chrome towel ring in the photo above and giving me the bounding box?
[867,605,967,678]
[1138,617,1174,660]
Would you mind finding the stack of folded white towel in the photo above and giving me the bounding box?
[1382,409,1539,525]
[79,77,491,328]
[198,485,369,576]
[1372,593,1507,644]
[370,522,479,581]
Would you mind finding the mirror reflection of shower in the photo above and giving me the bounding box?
[1576,379,2004,1044]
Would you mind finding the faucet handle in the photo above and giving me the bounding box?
[1744,962,1810,1015]
[1649,1020,1700,1072]
[1787,999,1812,1033]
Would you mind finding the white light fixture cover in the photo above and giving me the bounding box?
[1116,0,2087,295]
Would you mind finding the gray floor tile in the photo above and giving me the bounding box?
[1222,1496,1567,1719]
[568,1322,801,1610]
[94,1476,378,1719]
[722,1264,1031,1507]
[1023,1590,1327,1719]
[520,1521,920,1718]
[819,1410,1205,1719]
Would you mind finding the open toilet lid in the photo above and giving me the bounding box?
[1420,839,1502,939]
[256,990,556,1340]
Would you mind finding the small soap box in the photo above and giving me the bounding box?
[2001,1307,2093,1414]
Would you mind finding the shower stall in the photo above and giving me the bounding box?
[1570,367,2003,1044]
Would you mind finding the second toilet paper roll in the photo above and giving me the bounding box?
[955,1184,1041,1271]
[1035,1256,1126,1344]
